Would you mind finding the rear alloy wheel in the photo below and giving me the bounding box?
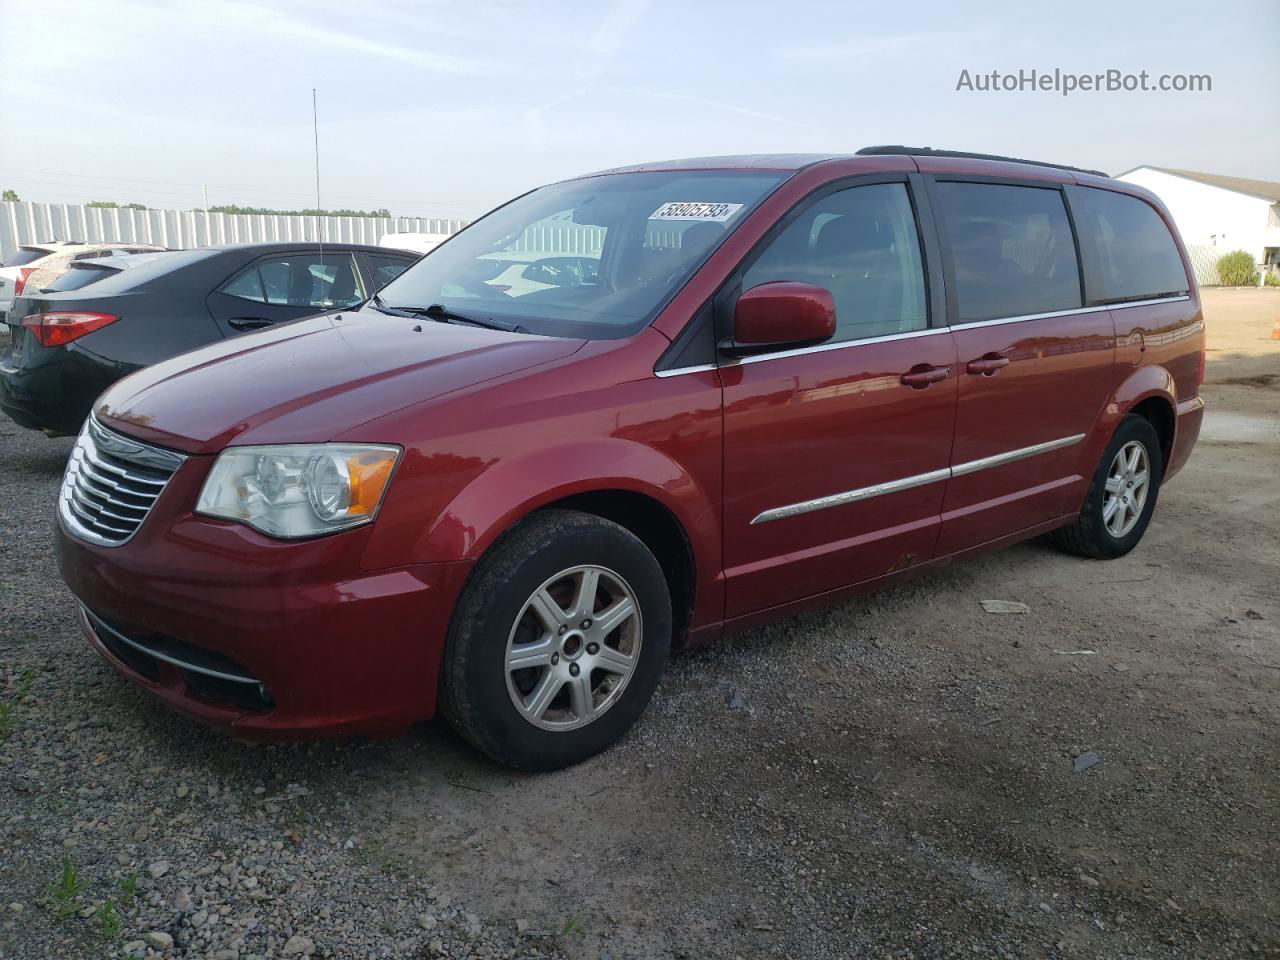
[440,510,671,770]
[1101,440,1152,538]
[1052,414,1164,559]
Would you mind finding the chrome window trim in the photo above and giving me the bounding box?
[81,606,261,686]
[654,362,718,379]
[750,433,1087,525]
[725,325,945,367]
[949,295,1190,332]
[652,295,1190,378]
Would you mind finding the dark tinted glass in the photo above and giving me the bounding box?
[1071,187,1189,302]
[936,182,1082,322]
[46,265,119,292]
[743,182,927,341]
[3,248,50,267]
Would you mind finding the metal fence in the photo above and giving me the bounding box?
[1184,243,1223,287]
[0,201,467,262]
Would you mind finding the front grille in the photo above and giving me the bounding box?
[59,417,186,546]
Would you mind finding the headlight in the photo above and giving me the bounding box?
[196,444,401,539]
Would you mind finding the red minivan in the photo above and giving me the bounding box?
[56,148,1205,770]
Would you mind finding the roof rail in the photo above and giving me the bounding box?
[856,145,1108,179]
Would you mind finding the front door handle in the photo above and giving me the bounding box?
[900,364,951,389]
[965,355,1011,376]
[228,317,273,331]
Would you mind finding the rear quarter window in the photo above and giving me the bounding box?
[1069,187,1190,303]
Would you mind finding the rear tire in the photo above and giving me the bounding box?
[439,509,671,771]
[1052,415,1164,559]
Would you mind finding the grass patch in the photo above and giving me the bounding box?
[97,898,121,940]
[49,856,86,922]
[118,872,139,905]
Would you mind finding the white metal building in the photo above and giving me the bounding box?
[1116,166,1280,278]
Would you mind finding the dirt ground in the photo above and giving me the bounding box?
[1,287,1277,960]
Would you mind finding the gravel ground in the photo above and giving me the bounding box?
[1,288,1277,960]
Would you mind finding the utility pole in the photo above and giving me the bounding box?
[203,184,210,246]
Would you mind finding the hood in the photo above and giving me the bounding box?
[95,310,585,453]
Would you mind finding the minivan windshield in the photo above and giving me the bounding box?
[373,170,786,339]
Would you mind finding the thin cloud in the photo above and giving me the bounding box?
[201,0,507,76]
[628,89,824,136]
[777,31,954,62]
[524,0,652,146]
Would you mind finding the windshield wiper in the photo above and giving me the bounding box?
[418,303,524,333]
[368,297,523,333]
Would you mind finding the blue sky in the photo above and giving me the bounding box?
[0,0,1275,219]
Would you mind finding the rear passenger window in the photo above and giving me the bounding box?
[219,254,364,308]
[366,254,413,291]
[935,182,1082,322]
[1069,188,1189,302]
[742,182,928,341]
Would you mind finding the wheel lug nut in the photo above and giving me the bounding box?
[569,663,580,677]
[558,625,568,636]
[586,642,599,655]
[581,619,592,629]
[551,653,559,665]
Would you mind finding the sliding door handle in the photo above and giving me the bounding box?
[965,355,1011,376]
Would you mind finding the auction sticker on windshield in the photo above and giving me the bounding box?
[649,201,744,222]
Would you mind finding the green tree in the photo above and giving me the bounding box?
[208,203,391,218]
[87,200,119,208]
[1,189,18,202]
[1216,250,1258,286]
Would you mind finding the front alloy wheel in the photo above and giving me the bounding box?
[505,565,642,731]
[440,510,671,771]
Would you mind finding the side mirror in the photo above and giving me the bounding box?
[726,282,836,356]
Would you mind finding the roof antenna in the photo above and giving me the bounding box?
[312,87,323,266]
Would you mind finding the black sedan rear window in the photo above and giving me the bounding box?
[46,264,120,292]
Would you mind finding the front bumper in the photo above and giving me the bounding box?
[56,507,473,739]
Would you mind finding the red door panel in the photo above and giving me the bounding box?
[937,310,1115,554]
[721,332,958,617]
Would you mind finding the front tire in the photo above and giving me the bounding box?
[1053,415,1164,559]
[439,510,671,771]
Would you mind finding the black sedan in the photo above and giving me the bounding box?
[0,243,417,435]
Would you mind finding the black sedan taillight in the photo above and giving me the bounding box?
[21,312,118,347]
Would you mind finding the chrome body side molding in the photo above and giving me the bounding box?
[750,433,1087,525]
